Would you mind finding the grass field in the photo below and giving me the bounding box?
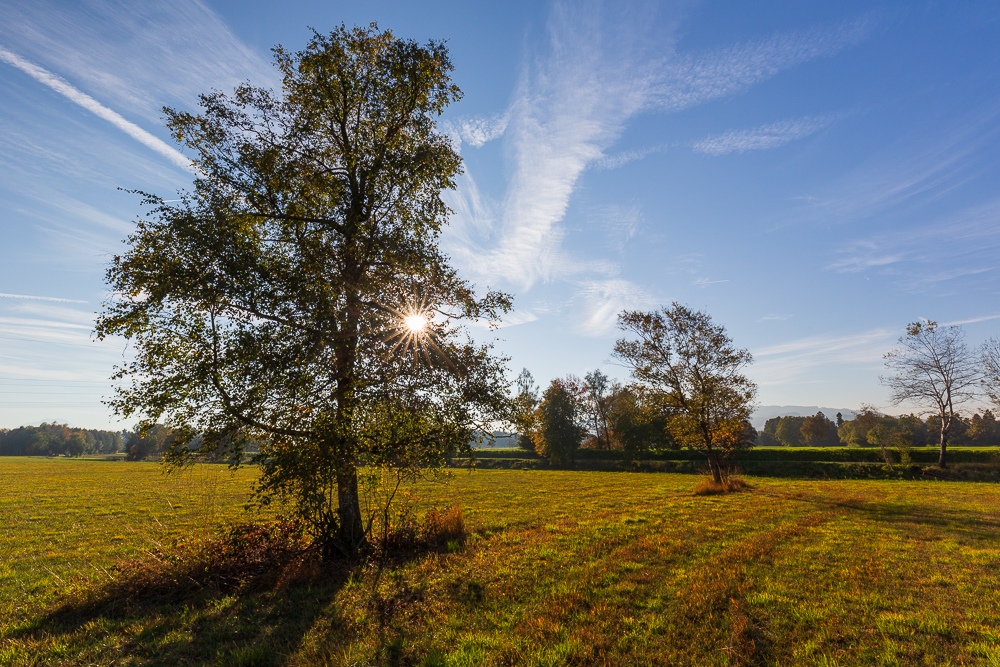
[3,458,1000,665]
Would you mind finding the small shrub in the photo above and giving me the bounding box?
[76,519,314,607]
[377,505,466,555]
[693,477,750,496]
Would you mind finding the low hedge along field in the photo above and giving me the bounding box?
[468,446,1000,464]
[3,457,1000,665]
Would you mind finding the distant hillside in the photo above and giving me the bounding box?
[471,432,519,449]
[751,406,857,430]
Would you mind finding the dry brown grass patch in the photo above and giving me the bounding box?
[379,505,467,555]
[693,477,751,496]
[64,519,318,611]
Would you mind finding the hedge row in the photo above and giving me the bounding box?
[467,447,1000,464]
[453,457,1000,481]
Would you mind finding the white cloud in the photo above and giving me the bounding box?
[591,144,668,170]
[825,196,1000,292]
[444,6,874,293]
[751,328,895,387]
[576,278,658,337]
[943,314,1000,326]
[0,47,193,171]
[694,114,839,156]
[693,278,729,287]
[442,112,510,150]
[796,106,1000,231]
[648,17,874,112]
[0,0,277,120]
[0,292,86,304]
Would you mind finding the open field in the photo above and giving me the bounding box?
[3,458,1000,665]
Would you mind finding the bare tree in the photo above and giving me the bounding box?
[583,369,618,449]
[980,338,1000,410]
[880,321,979,468]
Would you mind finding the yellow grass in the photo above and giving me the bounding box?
[3,458,1000,665]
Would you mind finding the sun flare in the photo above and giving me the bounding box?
[404,314,428,334]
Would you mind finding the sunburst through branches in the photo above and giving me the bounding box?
[404,314,428,334]
[383,294,453,370]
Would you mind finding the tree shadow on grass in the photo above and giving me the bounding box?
[757,487,1000,542]
[5,561,356,666]
[5,513,469,666]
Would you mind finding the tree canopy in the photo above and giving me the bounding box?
[613,304,757,483]
[95,25,512,557]
[880,321,979,468]
[532,380,584,466]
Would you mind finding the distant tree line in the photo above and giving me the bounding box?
[0,423,123,457]
[514,369,674,464]
[758,409,1000,449]
[121,425,263,462]
[515,304,758,482]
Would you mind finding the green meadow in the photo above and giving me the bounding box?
[3,457,1000,666]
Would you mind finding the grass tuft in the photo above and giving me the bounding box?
[65,519,317,610]
[378,505,467,555]
[693,477,750,495]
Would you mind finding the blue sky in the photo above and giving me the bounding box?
[1,0,998,429]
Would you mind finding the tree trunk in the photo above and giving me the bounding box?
[706,449,723,484]
[938,418,948,469]
[336,464,367,556]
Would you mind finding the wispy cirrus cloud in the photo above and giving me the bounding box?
[694,114,839,156]
[576,278,658,336]
[0,47,193,171]
[0,0,277,120]
[826,196,1000,292]
[694,277,729,287]
[797,105,1000,229]
[943,313,1000,327]
[649,18,873,113]
[445,4,875,294]
[591,144,668,170]
[0,292,85,304]
[442,112,510,150]
[751,328,895,386]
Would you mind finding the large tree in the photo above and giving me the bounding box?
[582,369,616,450]
[880,321,979,468]
[613,304,757,483]
[980,337,1000,412]
[512,368,540,452]
[95,25,511,557]
[532,380,583,466]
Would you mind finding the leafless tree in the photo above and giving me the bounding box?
[880,321,979,468]
[980,338,1000,410]
[583,369,618,449]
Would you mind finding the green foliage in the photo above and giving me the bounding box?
[761,412,839,447]
[0,423,122,457]
[606,386,673,460]
[94,25,511,556]
[614,303,757,482]
[580,369,616,450]
[512,368,539,452]
[775,416,805,447]
[124,424,175,461]
[532,380,583,465]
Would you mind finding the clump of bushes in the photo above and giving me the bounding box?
[103,519,315,603]
[693,477,750,496]
[58,503,468,616]
[378,505,466,556]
